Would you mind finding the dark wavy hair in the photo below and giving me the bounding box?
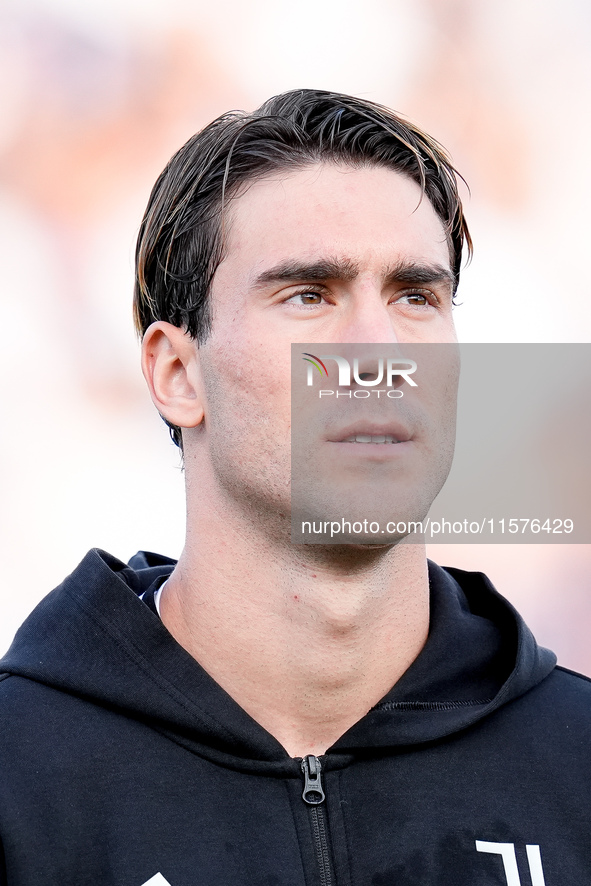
[134,88,472,449]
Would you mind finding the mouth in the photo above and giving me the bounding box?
[343,434,401,444]
[328,423,412,445]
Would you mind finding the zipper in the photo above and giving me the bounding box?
[301,755,335,886]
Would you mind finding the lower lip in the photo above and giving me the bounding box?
[328,441,413,458]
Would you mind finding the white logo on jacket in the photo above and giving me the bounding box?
[476,840,546,885]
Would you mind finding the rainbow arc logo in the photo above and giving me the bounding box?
[302,353,329,377]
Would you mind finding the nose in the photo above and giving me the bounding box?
[336,287,399,344]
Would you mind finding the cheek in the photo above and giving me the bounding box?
[202,339,290,427]
[421,357,459,481]
[199,342,292,494]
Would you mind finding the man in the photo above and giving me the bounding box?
[1,89,589,885]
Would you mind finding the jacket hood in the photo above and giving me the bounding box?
[0,549,556,772]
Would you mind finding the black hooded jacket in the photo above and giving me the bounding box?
[0,549,590,885]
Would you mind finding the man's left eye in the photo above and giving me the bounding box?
[396,292,430,306]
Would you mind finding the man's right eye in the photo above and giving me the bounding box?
[285,291,325,306]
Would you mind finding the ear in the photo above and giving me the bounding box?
[141,322,205,429]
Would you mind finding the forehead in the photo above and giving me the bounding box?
[219,162,451,282]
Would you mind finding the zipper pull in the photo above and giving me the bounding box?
[301,754,326,805]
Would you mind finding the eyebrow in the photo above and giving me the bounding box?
[384,261,456,289]
[252,258,455,290]
[253,258,359,286]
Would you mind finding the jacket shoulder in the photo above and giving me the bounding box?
[548,664,591,695]
[520,664,591,730]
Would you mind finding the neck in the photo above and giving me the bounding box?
[160,486,430,758]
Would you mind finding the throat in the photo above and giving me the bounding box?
[160,541,430,759]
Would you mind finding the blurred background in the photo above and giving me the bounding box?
[1,0,590,671]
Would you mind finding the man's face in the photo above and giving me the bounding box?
[191,162,458,535]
